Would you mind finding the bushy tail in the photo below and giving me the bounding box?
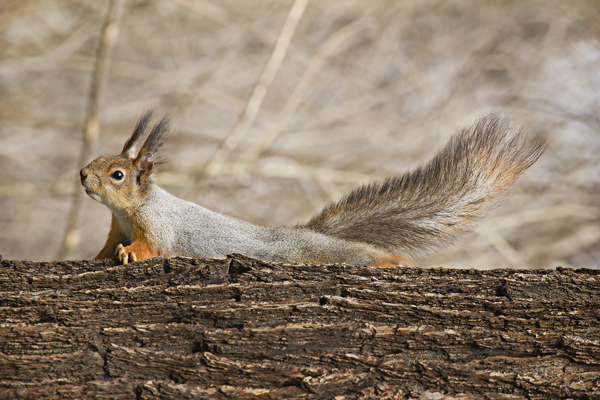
[301,114,546,258]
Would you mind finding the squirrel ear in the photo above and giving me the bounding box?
[122,110,154,158]
[137,116,170,157]
[135,153,156,185]
[133,117,170,184]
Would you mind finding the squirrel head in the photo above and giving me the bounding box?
[80,111,169,215]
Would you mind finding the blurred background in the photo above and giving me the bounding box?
[1,0,599,269]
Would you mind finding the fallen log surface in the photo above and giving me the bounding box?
[0,255,599,399]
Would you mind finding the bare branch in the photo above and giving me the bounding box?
[57,0,127,260]
[240,17,376,164]
[202,0,309,178]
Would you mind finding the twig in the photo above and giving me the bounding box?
[478,204,600,268]
[481,230,528,269]
[478,204,600,232]
[160,161,375,188]
[202,0,309,178]
[240,16,376,164]
[529,221,600,265]
[57,0,127,260]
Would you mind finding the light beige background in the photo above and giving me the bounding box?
[1,0,599,269]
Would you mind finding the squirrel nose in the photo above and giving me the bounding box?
[80,168,88,183]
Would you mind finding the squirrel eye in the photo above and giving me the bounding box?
[110,170,124,180]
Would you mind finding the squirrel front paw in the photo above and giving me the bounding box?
[116,243,137,265]
[115,240,159,264]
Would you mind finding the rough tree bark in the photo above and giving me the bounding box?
[0,255,599,399]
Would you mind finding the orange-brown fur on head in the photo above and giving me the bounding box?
[80,111,170,217]
[80,154,144,215]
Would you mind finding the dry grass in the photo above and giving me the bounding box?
[1,0,599,269]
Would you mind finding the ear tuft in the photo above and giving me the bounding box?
[138,116,170,156]
[133,116,170,184]
[122,110,154,158]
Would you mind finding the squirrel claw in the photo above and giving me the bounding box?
[116,243,136,265]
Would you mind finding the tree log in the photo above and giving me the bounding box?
[0,255,599,399]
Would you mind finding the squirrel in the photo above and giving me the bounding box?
[80,111,545,267]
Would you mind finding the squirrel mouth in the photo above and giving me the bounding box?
[84,188,101,202]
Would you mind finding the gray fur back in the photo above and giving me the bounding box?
[137,187,384,264]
